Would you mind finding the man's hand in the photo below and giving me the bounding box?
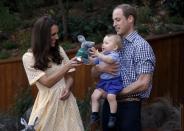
[95,62,119,75]
[91,62,119,78]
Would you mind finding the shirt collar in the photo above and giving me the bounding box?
[124,31,138,43]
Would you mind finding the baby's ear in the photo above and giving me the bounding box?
[113,45,118,51]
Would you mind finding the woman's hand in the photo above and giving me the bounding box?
[64,57,81,70]
[60,88,71,100]
[60,75,73,100]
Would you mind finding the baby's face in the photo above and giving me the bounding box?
[102,36,118,52]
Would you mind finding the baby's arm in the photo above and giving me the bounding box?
[90,47,114,64]
[96,53,114,64]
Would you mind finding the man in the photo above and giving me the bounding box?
[91,4,156,131]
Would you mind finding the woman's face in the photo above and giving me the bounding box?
[50,24,59,47]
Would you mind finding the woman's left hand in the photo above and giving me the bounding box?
[60,88,71,100]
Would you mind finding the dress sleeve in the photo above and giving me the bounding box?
[59,46,75,72]
[59,46,70,61]
[22,52,45,86]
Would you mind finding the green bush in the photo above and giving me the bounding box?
[15,29,31,55]
[61,41,77,50]
[2,40,18,50]
[136,24,150,36]
[164,0,184,17]
[167,16,184,25]
[0,50,10,59]
[66,13,112,43]
[11,87,33,118]
[154,23,168,35]
[137,6,152,24]
[83,0,94,12]
[13,0,44,18]
[0,6,21,32]
[77,86,94,131]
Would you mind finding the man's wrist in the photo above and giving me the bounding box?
[91,66,100,78]
[95,65,102,72]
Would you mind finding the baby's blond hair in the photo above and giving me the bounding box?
[105,34,122,50]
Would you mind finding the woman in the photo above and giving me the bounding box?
[22,16,84,131]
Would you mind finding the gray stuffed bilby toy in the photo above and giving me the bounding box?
[76,35,95,64]
[20,117,38,131]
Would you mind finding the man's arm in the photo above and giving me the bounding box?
[120,73,152,95]
[91,62,119,78]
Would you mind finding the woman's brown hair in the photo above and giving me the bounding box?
[31,16,62,71]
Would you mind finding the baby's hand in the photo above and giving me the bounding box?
[90,47,100,57]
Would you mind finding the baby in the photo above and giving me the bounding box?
[89,34,123,128]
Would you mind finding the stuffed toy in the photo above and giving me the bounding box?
[21,117,38,131]
[76,35,95,64]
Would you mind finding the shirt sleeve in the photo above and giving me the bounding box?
[59,46,75,72]
[22,52,45,86]
[98,52,119,64]
[109,52,119,62]
[134,42,156,75]
[93,57,100,65]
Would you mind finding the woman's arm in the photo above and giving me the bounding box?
[65,74,74,90]
[60,74,73,100]
[38,57,80,88]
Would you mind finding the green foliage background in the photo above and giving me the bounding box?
[0,0,184,59]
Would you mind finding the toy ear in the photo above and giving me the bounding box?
[86,41,95,47]
[90,41,95,46]
[21,117,28,127]
[77,35,86,43]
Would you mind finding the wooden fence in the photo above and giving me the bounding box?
[148,32,184,104]
[0,32,184,112]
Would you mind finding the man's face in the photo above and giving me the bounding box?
[112,8,131,37]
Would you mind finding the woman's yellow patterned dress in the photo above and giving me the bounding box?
[22,47,84,131]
